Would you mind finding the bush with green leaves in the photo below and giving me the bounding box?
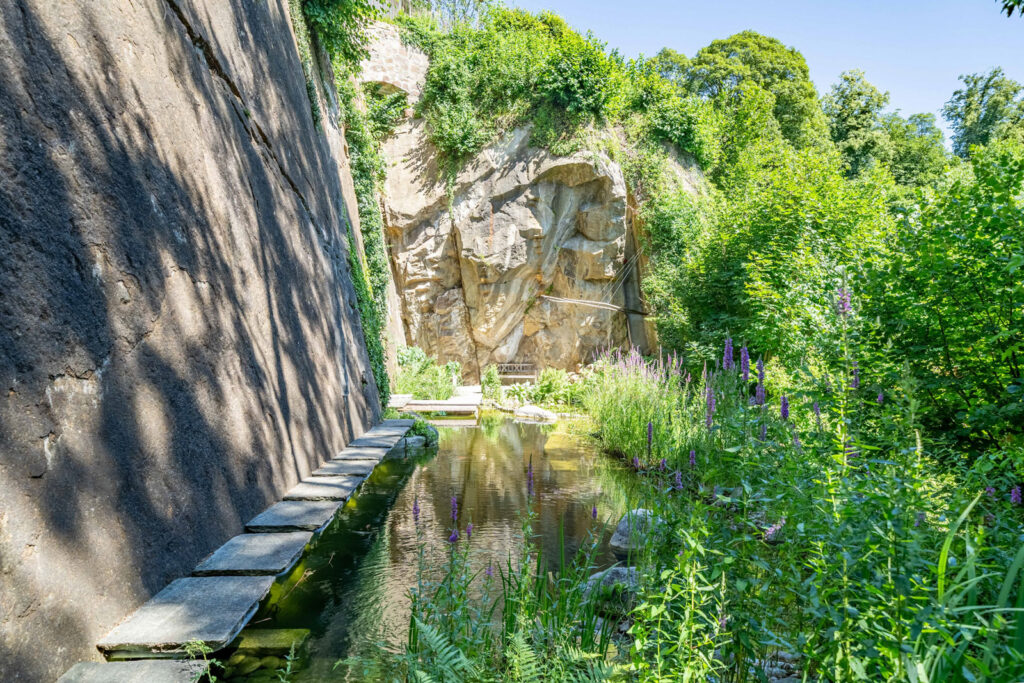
[395,346,460,400]
[481,364,501,400]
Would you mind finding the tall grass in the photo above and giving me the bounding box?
[380,339,1024,680]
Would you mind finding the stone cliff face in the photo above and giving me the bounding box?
[0,1,380,679]
[362,24,679,381]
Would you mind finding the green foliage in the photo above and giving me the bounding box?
[302,0,376,67]
[481,364,501,400]
[364,83,409,141]
[882,112,948,188]
[823,69,893,177]
[684,30,828,148]
[395,346,460,400]
[943,68,1024,158]
[345,224,390,407]
[287,0,322,129]
[861,139,1024,442]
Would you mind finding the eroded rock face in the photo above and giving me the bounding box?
[381,120,637,380]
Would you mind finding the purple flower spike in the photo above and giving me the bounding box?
[674,470,683,490]
[486,563,494,578]
[412,497,420,522]
[985,486,996,499]
[647,420,654,458]
[592,504,598,519]
[757,359,765,385]
[451,495,459,523]
[689,450,696,468]
[759,423,767,441]
[466,522,473,539]
[877,390,884,405]
[1012,485,1022,506]
[448,529,459,543]
[723,338,734,370]
[850,362,860,390]
[527,462,535,496]
[632,455,641,470]
[659,458,667,471]
[780,395,789,421]
[740,346,750,383]
[836,287,852,316]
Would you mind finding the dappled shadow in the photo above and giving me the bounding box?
[0,0,378,679]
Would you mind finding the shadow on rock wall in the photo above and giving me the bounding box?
[0,1,377,679]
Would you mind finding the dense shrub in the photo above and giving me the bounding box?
[395,346,460,400]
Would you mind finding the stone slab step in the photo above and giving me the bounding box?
[312,459,378,477]
[282,474,363,501]
[96,576,275,658]
[346,432,409,450]
[333,445,391,461]
[193,531,312,577]
[233,628,311,656]
[59,660,209,682]
[387,394,413,408]
[245,500,342,533]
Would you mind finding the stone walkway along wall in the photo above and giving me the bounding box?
[0,1,383,679]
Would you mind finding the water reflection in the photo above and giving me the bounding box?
[239,415,629,681]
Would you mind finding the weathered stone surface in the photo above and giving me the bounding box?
[359,22,429,100]
[334,446,390,461]
[234,628,310,656]
[192,532,312,576]
[312,459,378,476]
[245,501,343,533]
[96,576,275,657]
[282,475,364,501]
[58,660,209,683]
[515,405,558,423]
[0,1,383,678]
[609,509,662,557]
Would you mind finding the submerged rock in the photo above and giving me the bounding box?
[586,566,640,616]
[514,405,558,423]
[609,509,662,557]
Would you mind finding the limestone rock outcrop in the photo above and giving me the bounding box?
[380,120,642,380]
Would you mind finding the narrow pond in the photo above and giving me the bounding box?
[225,414,629,682]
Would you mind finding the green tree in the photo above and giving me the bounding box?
[302,0,377,66]
[823,70,892,177]
[685,30,827,147]
[649,47,690,89]
[942,68,1024,158]
[881,112,947,187]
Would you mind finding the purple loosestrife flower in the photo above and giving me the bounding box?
[836,287,852,317]
[1012,485,1022,506]
[485,563,494,578]
[675,470,683,490]
[451,495,459,523]
[764,517,786,542]
[780,395,790,421]
[689,450,696,468]
[813,401,822,428]
[850,362,860,390]
[647,421,653,459]
[659,458,667,471]
[723,338,734,370]
[985,486,996,499]
[757,358,765,385]
[527,462,535,497]
[592,504,598,519]
[448,529,459,543]
[706,395,716,430]
[877,390,884,405]
[740,346,750,383]
[412,497,420,522]
[466,522,473,539]
[633,455,641,470]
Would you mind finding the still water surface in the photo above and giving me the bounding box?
[238,415,628,681]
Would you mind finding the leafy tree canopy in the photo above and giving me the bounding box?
[942,68,1024,157]
[684,30,827,147]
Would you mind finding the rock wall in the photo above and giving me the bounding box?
[0,1,380,679]
[360,24,663,380]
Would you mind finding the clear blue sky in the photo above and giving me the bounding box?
[509,0,1024,142]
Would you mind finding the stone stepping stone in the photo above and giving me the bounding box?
[347,432,407,449]
[245,500,342,532]
[59,660,209,682]
[193,531,312,576]
[334,445,390,461]
[233,627,311,656]
[96,576,275,658]
[282,474,363,501]
[312,459,378,477]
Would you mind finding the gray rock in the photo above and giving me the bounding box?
[96,576,275,657]
[282,475,364,501]
[313,459,378,476]
[245,500,343,533]
[609,509,662,557]
[585,566,640,616]
[586,566,640,594]
[192,531,312,576]
[58,660,209,683]
[514,405,558,423]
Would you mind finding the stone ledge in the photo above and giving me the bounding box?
[58,660,209,682]
[192,531,312,576]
